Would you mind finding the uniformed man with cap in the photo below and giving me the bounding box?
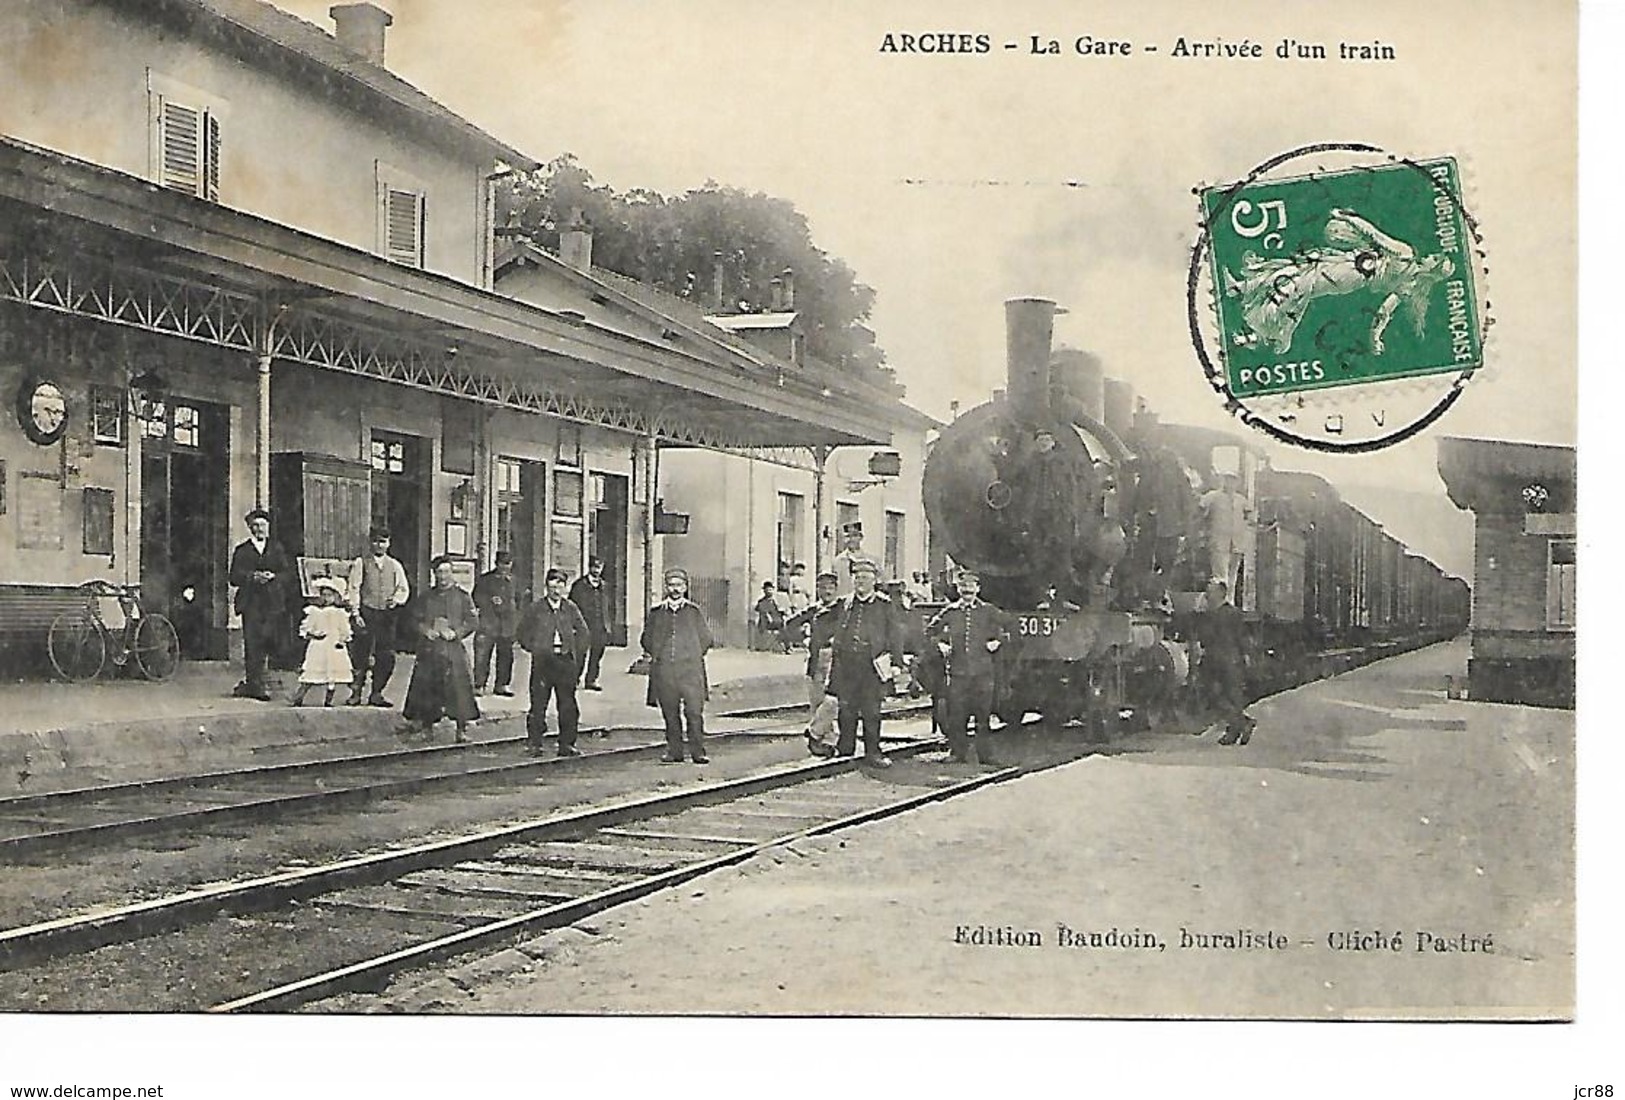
[517,566,591,757]
[828,556,905,766]
[926,566,1011,764]
[640,567,714,764]
[227,507,292,701]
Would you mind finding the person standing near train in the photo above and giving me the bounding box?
[782,570,841,757]
[1192,577,1256,745]
[517,567,591,758]
[640,568,714,764]
[346,526,410,707]
[568,558,611,691]
[472,550,519,697]
[228,507,292,702]
[828,557,905,767]
[926,566,1010,764]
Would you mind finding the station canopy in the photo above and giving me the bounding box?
[0,137,902,451]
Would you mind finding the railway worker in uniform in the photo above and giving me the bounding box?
[568,558,612,691]
[228,507,292,702]
[782,571,842,757]
[472,551,519,697]
[346,527,411,707]
[640,568,714,764]
[517,567,591,758]
[828,557,905,767]
[1192,577,1256,745]
[402,555,480,743]
[927,567,1010,764]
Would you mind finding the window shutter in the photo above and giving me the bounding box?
[158,99,202,195]
[384,187,423,266]
[204,111,221,201]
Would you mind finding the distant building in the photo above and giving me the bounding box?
[1437,437,1576,708]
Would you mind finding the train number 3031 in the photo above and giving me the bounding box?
[1018,615,1061,637]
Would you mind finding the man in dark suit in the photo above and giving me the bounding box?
[926,567,1011,764]
[640,567,714,764]
[828,557,905,767]
[517,567,591,757]
[568,558,611,690]
[227,508,291,701]
[782,571,841,756]
[1193,577,1256,745]
[473,551,519,696]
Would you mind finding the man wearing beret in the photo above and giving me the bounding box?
[640,567,714,764]
[828,557,905,767]
[926,567,1011,764]
[227,507,292,701]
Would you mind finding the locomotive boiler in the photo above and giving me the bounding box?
[922,298,1171,725]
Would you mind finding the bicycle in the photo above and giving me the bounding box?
[48,580,182,683]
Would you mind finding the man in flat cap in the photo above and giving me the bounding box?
[518,566,591,757]
[568,558,612,691]
[473,550,519,697]
[227,507,291,701]
[828,556,905,766]
[346,526,410,707]
[640,567,714,764]
[926,566,1011,764]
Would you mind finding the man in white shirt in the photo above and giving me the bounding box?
[346,526,411,706]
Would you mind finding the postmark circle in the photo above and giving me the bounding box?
[1186,143,1487,453]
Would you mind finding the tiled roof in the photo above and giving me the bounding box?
[137,0,537,168]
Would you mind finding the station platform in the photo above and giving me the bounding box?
[435,636,1575,1020]
[0,646,811,797]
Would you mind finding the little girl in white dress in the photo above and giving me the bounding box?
[291,576,355,706]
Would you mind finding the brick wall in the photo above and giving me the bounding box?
[1471,514,1553,633]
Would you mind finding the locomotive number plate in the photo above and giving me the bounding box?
[1017,615,1061,637]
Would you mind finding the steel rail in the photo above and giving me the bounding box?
[0,701,931,859]
[213,763,1018,1013]
[0,737,944,969]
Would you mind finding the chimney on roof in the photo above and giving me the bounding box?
[331,3,393,65]
[780,268,795,310]
[559,209,593,272]
[712,253,725,312]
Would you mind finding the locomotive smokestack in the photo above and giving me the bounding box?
[1104,378,1135,437]
[1005,297,1056,426]
[1051,347,1105,424]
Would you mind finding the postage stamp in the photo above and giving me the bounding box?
[1188,146,1489,451]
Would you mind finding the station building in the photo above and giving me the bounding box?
[1437,436,1576,708]
[0,0,914,665]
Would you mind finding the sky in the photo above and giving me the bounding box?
[275,0,1575,568]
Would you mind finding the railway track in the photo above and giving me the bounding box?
[0,700,934,858]
[0,738,1011,1012]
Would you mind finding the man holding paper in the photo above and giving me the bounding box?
[828,557,906,767]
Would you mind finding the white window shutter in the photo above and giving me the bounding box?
[158,98,202,195]
[384,186,424,266]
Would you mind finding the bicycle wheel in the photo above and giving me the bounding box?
[133,613,182,681]
[49,610,107,682]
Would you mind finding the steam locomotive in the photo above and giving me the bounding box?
[919,298,1469,729]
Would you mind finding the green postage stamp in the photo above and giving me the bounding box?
[1201,158,1483,399]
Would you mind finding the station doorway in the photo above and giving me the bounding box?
[587,472,630,645]
[139,397,230,658]
[369,430,430,612]
[494,455,547,605]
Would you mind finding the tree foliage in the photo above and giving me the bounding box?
[496,155,888,378]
